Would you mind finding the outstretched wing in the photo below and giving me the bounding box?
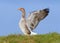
[27,8,49,30]
[27,10,40,30]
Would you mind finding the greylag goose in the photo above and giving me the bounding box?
[18,8,49,36]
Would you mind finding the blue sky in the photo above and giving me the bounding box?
[0,0,60,36]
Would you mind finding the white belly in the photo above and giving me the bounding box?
[19,19,27,35]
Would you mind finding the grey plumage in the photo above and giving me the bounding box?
[27,8,49,30]
[18,8,49,35]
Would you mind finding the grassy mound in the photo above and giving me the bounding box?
[0,32,60,43]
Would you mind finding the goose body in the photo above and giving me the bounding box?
[18,8,49,36]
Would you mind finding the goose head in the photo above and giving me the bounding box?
[18,8,25,13]
[18,8,26,18]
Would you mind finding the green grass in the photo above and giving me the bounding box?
[0,32,60,43]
